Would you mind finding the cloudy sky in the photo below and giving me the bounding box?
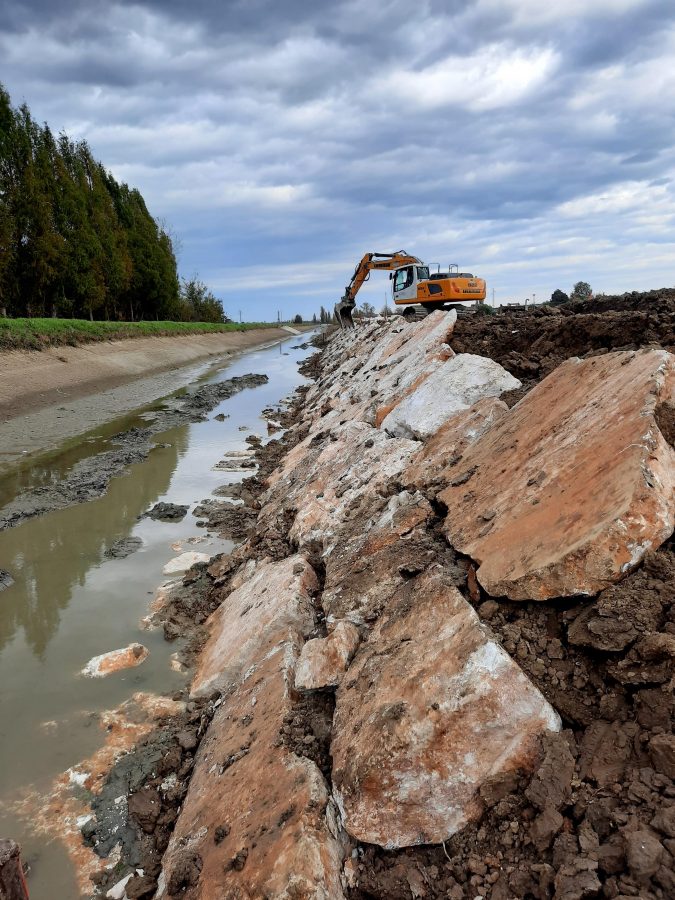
[1,0,674,320]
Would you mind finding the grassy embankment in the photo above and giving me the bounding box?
[0,318,283,351]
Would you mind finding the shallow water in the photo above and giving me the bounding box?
[0,332,317,898]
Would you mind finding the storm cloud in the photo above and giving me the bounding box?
[2,0,674,318]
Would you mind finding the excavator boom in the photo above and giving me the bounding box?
[334,251,421,328]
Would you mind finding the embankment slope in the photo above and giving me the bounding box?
[84,295,675,900]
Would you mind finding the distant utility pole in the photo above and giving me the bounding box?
[492,287,495,307]
[239,310,242,322]
[277,310,280,323]
[533,293,536,306]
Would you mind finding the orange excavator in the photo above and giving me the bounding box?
[334,251,486,327]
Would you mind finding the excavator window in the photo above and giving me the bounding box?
[416,266,429,280]
[393,267,414,292]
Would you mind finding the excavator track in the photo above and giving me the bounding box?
[402,304,480,322]
[402,305,431,322]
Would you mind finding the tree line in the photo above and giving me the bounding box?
[0,83,225,323]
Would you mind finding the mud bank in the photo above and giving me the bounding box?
[82,302,674,900]
[0,327,301,471]
[0,374,268,530]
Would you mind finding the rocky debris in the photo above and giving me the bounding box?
[105,872,136,898]
[140,580,181,631]
[211,480,258,505]
[295,621,361,690]
[79,309,675,898]
[190,554,318,699]
[440,349,675,600]
[320,490,461,627]
[0,373,268,530]
[649,734,675,779]
[104,536,143,559]
[332,567,560,848]
[143,503,188,522]
[81,644,149,678]
[380,353,520,440]
[0,839,28,900]
[162,552,211,576]
[156,642,347,899]
[191,498,256,539]
[567,546,674,652]
[213,451,256,471]
[298,312,456,434]
[81,696,216,898]
[0,568,14,590]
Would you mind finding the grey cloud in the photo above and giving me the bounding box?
[1,0,674,318]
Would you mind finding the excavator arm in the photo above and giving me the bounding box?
[334,251,421,328]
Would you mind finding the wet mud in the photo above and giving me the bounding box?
[0,374,268,530]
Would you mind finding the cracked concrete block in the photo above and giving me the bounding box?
[381,353,520,440]
[331,567,560,848]
[259,422,418,553]
[295,621,361,690]
[157,642,346,899]
[190,555,317,699]
[440,350,675,600]
[321,491,440,626]
[81,644,149,678]
[302,312,457,433]
[403,396,509,494]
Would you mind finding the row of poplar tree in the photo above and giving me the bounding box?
[0,83,224,322]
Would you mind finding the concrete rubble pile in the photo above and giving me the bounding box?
[146,312,673,899]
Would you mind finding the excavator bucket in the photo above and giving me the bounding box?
[334,297,355,329]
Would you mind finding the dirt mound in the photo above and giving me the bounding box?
[451,289,675,394]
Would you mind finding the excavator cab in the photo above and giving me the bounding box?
[391,265,430,304]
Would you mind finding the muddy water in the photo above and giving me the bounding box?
[0,332,317,898]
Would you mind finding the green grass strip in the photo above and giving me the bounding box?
[0,319,284,351]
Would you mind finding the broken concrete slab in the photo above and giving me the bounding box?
[302,312,457,433]
[81,644,149,678]
[381,353,520,440]
[403,396,509,494]
[156,642,346,899]
[162,551,211,575]
[259,421,419,553]
[321,490,444,626]
[440,349,675,600]
[295,621,361,691]
[190,554,317,699]
[331,567,560,848]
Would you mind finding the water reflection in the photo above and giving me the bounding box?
[0,426,187,657]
